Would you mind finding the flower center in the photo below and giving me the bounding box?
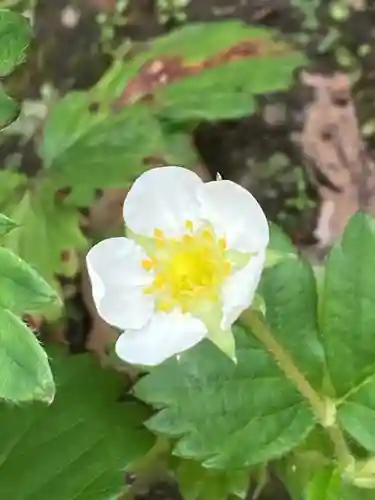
[141,220,232,312]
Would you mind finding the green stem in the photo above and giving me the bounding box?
[241,309,353,470]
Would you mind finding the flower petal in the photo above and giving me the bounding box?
[115,310,207,366]
[197,180,269,253]
[123,166,202,238]
[221,251,266,330]
[86,237,154,330]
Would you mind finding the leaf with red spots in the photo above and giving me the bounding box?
[113,22,305,119]
[155,52,303,121]
[3,188,86,293]
[149,22,292,65]
[40,93,197,199]
[39,22,303,197]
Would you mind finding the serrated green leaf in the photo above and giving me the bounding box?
[156,54,303,122]
[268,223,298,254]
[134,236,323,468]
[94,22,304,115]
[160,123,202,167]
[0,9,30,77]
[0,213,17,236]
[280,459,374,500]
[0,347,154,499]
[135,327,314,469]
[320,212,375,397]
[0,84,20,129]
[338,380,375,454]
[157,66,256,121]
[319,213,375,457]
[0,307,54,403]
[258,229,323,387]
[321,212,375,396]
[265,223,297,267]
[150,22,272,62]
[40,92,107,169]
[0,247,57,314]
[39,22,303,193]
[4,188,86,286]
[43,104,165,192]
[111,21,303,121]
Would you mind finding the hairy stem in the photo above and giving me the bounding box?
[241,309,353,470]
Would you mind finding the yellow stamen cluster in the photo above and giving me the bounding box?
[141,220,232,312]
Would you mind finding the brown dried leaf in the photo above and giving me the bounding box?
[300,71,375,246]
[350,0,365,10]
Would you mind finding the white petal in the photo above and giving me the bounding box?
[115,310,207,366]
[221,251,266,330]
[197,180,269,253]
[123,166,202,238]
[86,237,154,330]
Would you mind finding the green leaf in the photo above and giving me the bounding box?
[42,103,165,192]
[160,123,202,168]
[135,231,323,468]
[306,467,341,500]
[156,53,303,122]
[135,327,315,469]
[321,212,375,396]
[0,10,30,129]
[0,213,17,236]
[258,227,323,386]
[280,460,375,500]
[0,170,27,210]
[110,22,303,121]
[134,235,322,468]
[0,347,155,499]
[176,459,249,500]
[0,84,20,130]
[341,487,375,500]
[0,246,58,314]
[320,213,375,457]
[337,377,375,454]
[265,223,297,267]
[268,223,298,254]
[4,188,86,286]
[94,23,303,113]
[40,92,107,169]
[0,307,54,403]
[90,56,151,105]
[150,22,273,61]
[0,9,30,77]
[39,22,303,193]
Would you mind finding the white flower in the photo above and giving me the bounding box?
[86,166,269,366]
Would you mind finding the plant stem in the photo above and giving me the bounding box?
[241,309,353,470]
[328,424,354,470]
